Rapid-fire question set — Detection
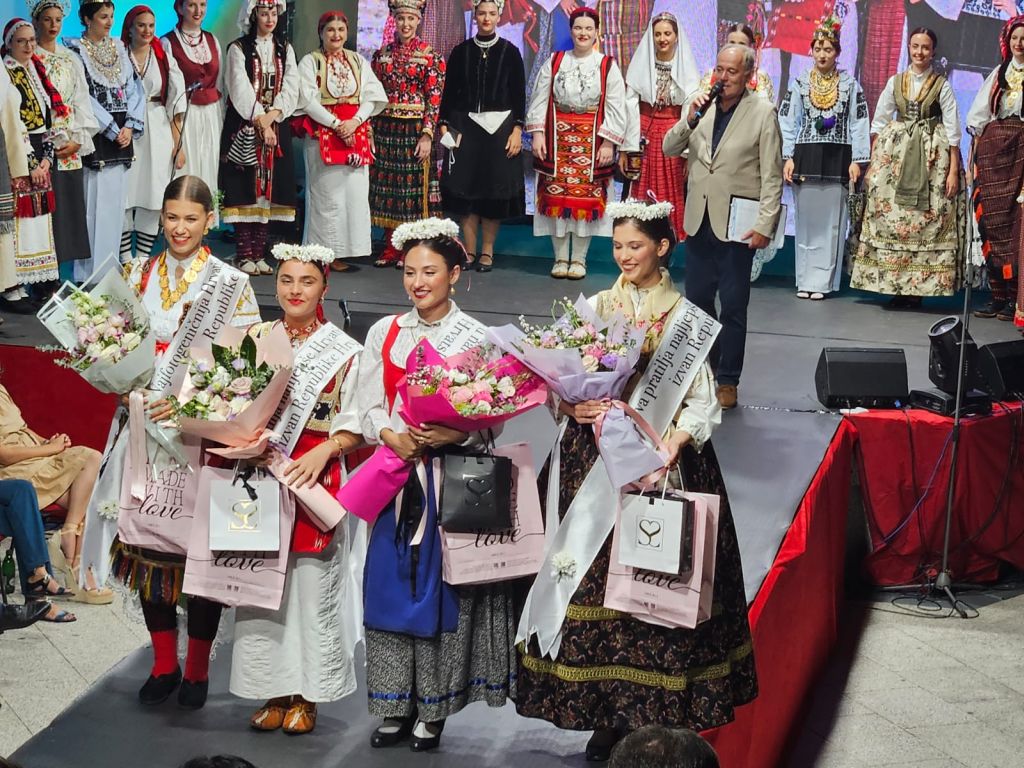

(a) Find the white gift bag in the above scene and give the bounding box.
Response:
[208,466,281,552]
[617,472,695,575]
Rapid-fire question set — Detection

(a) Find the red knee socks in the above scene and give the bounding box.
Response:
[184,637,214,683]
[150,630,179,677]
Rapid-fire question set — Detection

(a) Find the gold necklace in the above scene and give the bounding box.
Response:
[808,68,839,111]
[158,248,209,310]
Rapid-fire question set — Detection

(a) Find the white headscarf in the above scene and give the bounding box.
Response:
[237,0,286,34]
[625,12,700,106]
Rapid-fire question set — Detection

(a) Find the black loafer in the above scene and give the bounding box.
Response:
[409,720,445,752]
[974,299,1007,319]
[138,667,182,706]
[177,678,209,710]
[476,255,494,273]
[370,716,415,748]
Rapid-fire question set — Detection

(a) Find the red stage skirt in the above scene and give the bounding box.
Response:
[537,109,609,222]
[634,103,687,240]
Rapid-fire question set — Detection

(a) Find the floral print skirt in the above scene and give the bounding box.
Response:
[514,420,757,732]
[850,119,965,296]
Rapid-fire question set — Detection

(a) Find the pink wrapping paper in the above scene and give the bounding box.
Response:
[334,340,548,524]
[603,491,719,629]
[267,450,346,531]
[173,324,294,449]
[593,401,670,490]
[441,443,545,585]
[182,465,296,610]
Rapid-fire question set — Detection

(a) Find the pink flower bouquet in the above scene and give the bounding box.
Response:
[169,324,293,454]
[487,295,645,403]
[336,340,548,523]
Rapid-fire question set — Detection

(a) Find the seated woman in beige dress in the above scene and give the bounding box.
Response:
[0,383,111,603]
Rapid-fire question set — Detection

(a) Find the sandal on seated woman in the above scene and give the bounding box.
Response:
[25,569,77,623]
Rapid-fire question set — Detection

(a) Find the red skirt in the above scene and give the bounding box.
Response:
[537,110,609,222]
[634,104,687,240]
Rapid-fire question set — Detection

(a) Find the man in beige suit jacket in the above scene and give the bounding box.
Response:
[663,44,782,409]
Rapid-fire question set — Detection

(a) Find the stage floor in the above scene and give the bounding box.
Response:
[4,244,1023,765]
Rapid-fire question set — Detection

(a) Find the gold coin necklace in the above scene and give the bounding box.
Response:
[158,248,209,310]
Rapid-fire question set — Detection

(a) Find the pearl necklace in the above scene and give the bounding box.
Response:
[473,34,499,59]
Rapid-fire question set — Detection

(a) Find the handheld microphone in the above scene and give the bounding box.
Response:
[692,80,724,123]
[186,81,202,94]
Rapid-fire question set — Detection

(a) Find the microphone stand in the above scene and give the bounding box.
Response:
[930,161,976,619]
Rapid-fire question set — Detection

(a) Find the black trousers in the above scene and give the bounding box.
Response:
[684,216,754,387]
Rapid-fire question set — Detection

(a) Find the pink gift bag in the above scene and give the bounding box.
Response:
[441,443,545,585]
[603,491,720,629]
[116,437,203,556]
[182,466,296,610]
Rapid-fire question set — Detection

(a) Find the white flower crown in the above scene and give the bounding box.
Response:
[271,243,335,265]
[606,199,674,222]
[391,217,462,251]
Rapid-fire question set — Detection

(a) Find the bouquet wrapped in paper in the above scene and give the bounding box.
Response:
[168,324,293,454]
[487,295,645,403]
[336,340,548,523]
[36,258,155,394]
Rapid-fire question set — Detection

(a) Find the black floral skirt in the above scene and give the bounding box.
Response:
[514,420,757,732]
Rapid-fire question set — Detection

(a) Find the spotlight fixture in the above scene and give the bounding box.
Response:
[927,315,981,395]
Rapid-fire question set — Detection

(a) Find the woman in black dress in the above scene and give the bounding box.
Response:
[437,0,525,272]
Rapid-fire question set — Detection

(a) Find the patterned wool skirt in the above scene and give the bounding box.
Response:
[369,116,441,229]
[515,421,757,732]
[970,119,1024,324]
[633,104,686,240]
[850,119,964,297]
[536,110,609,223]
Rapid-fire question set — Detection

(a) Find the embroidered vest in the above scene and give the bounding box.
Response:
[164,30,221,106]
[311,49,362,107]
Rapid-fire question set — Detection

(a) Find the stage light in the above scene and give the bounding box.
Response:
[928,315,981,395]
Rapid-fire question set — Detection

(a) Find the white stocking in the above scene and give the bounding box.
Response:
[552,234,570,263]
[571,234,591,264]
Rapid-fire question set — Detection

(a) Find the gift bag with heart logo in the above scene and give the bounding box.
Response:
[617,484,696,575]
[603,491,719,630]
[183,465,295,610]
[441,442,545,585]
[208,466,281,552]
[438,451,513,533]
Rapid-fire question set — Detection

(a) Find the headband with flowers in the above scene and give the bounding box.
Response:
[271,243,335,265]
[606,199,674,222]
[812,14,841,48]
[392,217,461,251]
[389,0,426,18]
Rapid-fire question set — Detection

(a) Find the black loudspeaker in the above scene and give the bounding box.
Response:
[978,340,1024,400]
[815,347,909,409]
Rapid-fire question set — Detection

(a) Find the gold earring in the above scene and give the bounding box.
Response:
[449,285,455,295]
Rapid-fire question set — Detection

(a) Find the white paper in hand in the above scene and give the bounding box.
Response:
[727,196,786,250]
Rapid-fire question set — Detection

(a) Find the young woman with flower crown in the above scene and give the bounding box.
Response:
[229,242,364,735]
[79,175,259,712]
[65,0,146,282]
[779,16,870,300]
[355,217,517,752]
[515,200,756,762]
[527,7,627,281]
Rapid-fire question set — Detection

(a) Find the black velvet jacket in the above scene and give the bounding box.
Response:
[438,35,526,126]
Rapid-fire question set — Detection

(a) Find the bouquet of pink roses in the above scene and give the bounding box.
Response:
[336,339,548,523]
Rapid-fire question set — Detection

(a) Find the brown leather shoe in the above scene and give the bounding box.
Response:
[250,697,290,731]
[283,699,317,735]
[716,384,738,410]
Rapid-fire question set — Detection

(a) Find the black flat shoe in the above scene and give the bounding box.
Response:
[138,667,182,706]
[177,678,208,710]
[585,728,623,762]
[0,601,50,632]
[997,304,1015,321]
[974,299,1006,319]
[409,720,445,752]
[0,296,36,315]
[370,716,416,748]
[476,254,493,273]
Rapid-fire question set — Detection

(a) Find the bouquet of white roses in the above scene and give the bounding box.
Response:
[37,259,155,394]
